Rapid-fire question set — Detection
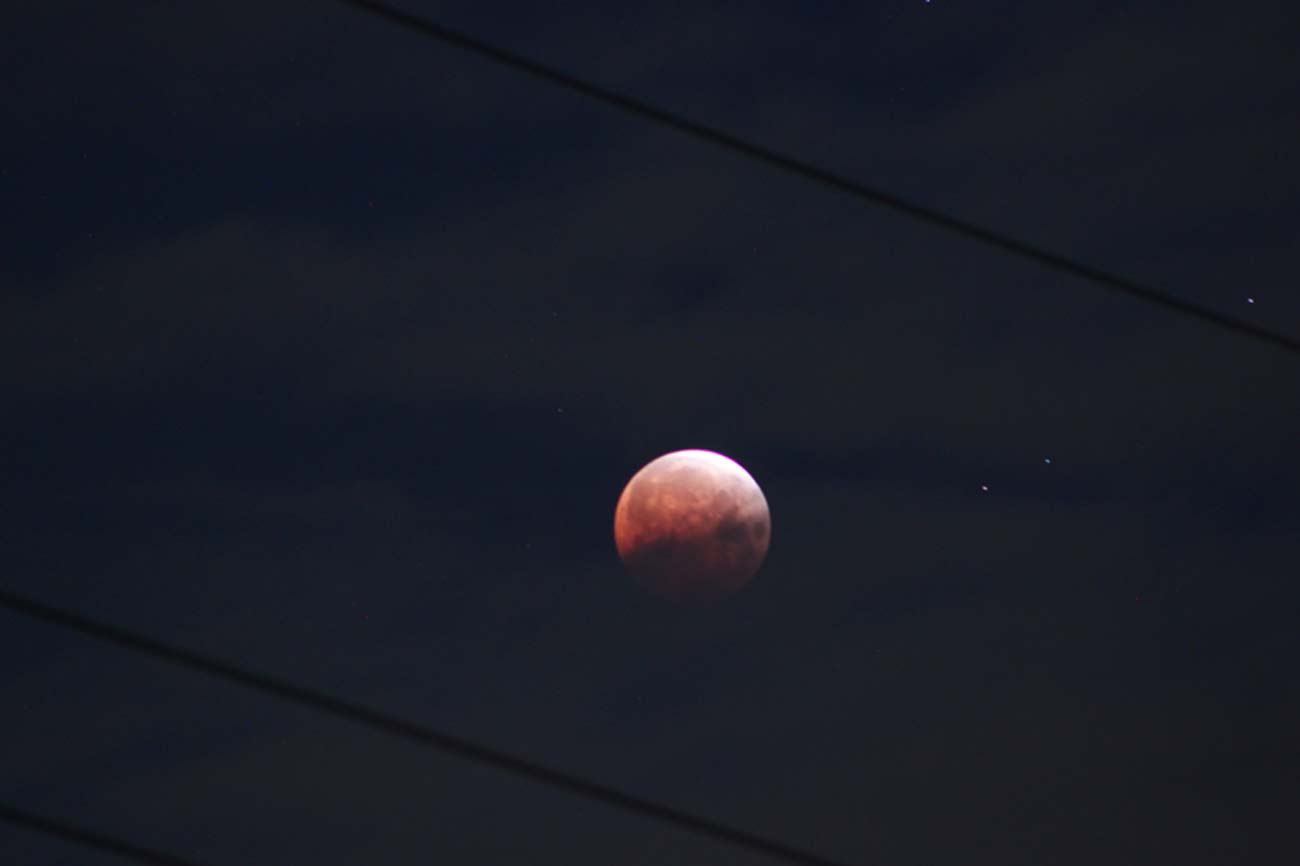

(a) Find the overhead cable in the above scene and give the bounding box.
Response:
[334,0,1300,357]
[0,588,853,866]
[0,801,215,866]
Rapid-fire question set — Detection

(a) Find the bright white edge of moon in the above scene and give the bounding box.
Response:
[644,449,765,487]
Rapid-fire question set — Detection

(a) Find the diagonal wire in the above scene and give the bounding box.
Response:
[0,801,215,866]
[333,0,1300,358]
[0,588,853,866]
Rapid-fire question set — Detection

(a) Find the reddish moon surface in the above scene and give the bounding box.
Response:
[613,449,771,603]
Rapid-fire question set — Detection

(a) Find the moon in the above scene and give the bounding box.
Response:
[613,449,771,603]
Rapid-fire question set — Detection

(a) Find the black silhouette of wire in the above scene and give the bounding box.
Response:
[333,0,1300,357]
[0,801,214,866]
[0,588,852,866]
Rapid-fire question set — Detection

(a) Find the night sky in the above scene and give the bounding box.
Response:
[3,2,1298,864]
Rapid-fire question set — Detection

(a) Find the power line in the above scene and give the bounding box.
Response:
[334,0,1300,358]
[0,588,853,866]
[0,801,214,866]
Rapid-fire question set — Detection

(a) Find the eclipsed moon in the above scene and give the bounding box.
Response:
[613,449,771,603]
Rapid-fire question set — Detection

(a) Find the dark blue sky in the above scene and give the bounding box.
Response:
[2,2,1297,864]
